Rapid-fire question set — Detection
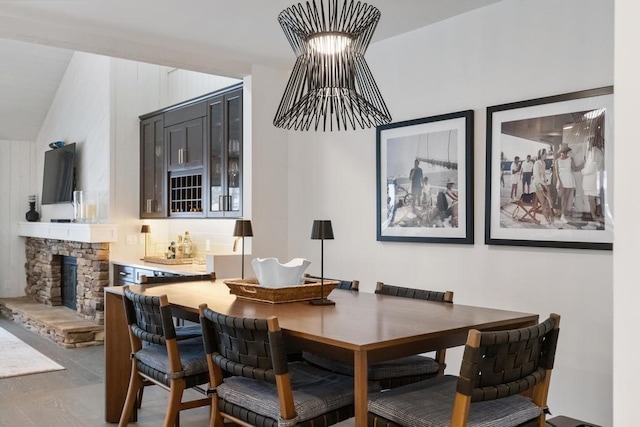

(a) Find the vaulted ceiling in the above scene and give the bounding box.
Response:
[0,0,502,141]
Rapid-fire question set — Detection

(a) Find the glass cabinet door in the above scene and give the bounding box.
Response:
[226,90,242,215]
[208,87,242,218]
[209,96,225,214]
[140,114,166,217]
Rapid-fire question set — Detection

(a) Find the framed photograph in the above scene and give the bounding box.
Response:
[485,86,613,250]
[376,110,474,244]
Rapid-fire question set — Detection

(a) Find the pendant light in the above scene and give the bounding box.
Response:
[274,0,391,131]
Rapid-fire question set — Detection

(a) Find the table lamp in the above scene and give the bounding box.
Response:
[140,225,151,259]
[310,220,335,306]
[233,219,253,279]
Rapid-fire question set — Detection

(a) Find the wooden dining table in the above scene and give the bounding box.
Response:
[104,279,538,427]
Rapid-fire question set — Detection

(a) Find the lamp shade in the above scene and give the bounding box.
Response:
[233,220,254,237]
[311,220,334,240]
[273,0,391,131]
[140,225,151,234]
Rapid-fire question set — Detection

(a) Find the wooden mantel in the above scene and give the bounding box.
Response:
[18,222,118,243]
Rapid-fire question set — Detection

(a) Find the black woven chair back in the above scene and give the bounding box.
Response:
[200,307,288,383]
[457,315,560,402]
[123,287,177,345]
[305,274,358,291]
[375,283,449,302]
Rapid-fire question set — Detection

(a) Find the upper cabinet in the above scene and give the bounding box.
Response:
[207,88,243,218]
[139,84,243,219]
[165,101,206,171]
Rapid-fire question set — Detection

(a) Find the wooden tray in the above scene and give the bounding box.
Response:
[143,256,193,265]
[224,278,339,304]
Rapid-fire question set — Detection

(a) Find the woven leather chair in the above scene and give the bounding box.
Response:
[303,282,452,390]
[140,272,215,329]
[304,273,359,291]
[368,314,561,427]
[199,303,364,427]
[119,286,210,427]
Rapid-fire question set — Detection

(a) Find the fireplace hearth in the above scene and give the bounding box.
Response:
[24,237,109,325]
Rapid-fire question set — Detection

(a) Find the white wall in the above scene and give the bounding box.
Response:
[36,51,111,222]
[286,0,613,425]
[246,65,290,262]
[0,51,110,297]
[0,140,33,297]
[613,1,640,426]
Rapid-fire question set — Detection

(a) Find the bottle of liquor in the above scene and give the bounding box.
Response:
[25,195,40,222]
[183,231,193,258]
[176,235,184,259]
[167,242,176,259]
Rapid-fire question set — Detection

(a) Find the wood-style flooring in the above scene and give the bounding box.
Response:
[0,317,211,427]
[0,317,355,427]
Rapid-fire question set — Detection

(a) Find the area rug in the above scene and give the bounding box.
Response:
[0,327,65,379]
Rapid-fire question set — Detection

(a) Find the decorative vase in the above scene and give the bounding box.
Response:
[25,196,40,222]
[251,258,311,288]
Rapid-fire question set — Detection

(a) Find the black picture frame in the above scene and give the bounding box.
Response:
[485,86,614,250]
[376,110,474,244]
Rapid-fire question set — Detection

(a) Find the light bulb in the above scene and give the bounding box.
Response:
[308,33,351,55]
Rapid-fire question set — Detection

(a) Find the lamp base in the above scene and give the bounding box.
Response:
[309,298,335,306]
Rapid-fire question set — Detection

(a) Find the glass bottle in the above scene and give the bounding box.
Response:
[183,231,193,258]
[167,242,176,259]
[176,235,184,259]
[73,190,85,222]
[25,195,40,222]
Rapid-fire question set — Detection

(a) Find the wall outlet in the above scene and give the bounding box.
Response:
[126,234,138,245]
[205,239,211,251]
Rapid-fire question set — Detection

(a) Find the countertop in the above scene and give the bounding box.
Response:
[111,258,209,275]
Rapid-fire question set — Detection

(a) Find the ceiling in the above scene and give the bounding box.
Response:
[0,0,503,141]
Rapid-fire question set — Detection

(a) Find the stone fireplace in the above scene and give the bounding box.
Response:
[24,237,109,325]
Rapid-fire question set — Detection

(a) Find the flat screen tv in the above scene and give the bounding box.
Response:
[41,143,76,205]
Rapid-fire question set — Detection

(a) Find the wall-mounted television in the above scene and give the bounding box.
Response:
[42,143,76,205]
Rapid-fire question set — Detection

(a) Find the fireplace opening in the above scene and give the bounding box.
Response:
[61,256,77,310]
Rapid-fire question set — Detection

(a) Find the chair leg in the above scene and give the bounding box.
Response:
[211,397,224,427]
[119,362,143,427]
[164,379,186,427]
[135,386,144,410]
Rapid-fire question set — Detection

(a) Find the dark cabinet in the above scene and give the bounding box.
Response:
[112,263,182,286]
[208,88,243,218]
[140,114,166,218]
[166,118,205,170]
[139,83,243,219]
[113,264,134,286]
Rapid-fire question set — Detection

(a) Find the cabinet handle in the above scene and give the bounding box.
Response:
[178,148,187,164]
[119,271,127,276]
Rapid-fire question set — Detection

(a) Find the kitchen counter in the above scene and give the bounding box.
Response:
[111,258,210,286]
[111,259,208,275]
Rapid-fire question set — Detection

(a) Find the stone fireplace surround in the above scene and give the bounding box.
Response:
[0,222,119,347]
[24,237,109,325]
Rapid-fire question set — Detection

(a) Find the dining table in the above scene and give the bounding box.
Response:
[104,279,538,427]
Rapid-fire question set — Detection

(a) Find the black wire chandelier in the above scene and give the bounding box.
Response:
[273,0,392,131]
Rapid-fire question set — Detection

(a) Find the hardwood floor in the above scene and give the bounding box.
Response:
[0,317,210,427]
[0,317,354,427]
